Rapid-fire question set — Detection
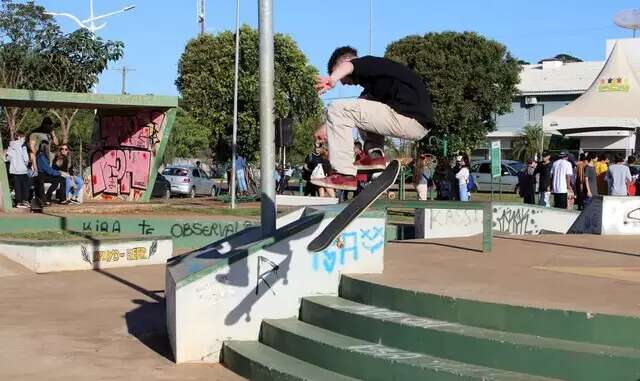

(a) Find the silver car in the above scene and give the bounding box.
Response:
[162,165,217,198]
[470,160,524,193]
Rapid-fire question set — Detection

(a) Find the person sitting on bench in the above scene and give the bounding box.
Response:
[35,140,68,205]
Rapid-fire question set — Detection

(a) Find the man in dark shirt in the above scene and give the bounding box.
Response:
[534,151,552,207]
[312,46,433,190]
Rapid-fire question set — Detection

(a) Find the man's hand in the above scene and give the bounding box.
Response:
[314,125,327,143]
[315,76,336,95]
[587,191,592,198]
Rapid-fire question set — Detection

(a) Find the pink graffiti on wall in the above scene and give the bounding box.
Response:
[100,112,164,149]
[91,111,165,198]
[91,150,151,195]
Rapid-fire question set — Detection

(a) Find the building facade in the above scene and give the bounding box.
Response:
[488,38,640,158]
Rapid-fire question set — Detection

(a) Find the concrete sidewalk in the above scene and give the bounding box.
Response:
[354,234,640,317]
[0,255,244,381]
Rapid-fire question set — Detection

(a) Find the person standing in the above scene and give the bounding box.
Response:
[535,151,552,207]
[606,154,632,196]
[6,132,30,208]
[583,152,598,207]
[414,152,434,200]
[551,151,573,209]
[518,159,537,205]
[455,157,470,202]
[575,153,587,210]
[234,155,248,195]
[28,117,58,175]
[627,156,638,196]
[595,153,609,195]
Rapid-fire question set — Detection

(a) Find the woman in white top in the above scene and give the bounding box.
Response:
[455,157,470,202]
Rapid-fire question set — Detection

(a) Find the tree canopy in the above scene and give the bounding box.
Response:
[538,53,582,64]
[163,107,212,164]
[0,0,123,142]
[176,25,322,163]
[385,31,521,153]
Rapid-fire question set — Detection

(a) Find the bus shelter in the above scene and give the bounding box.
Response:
[0,88,178,210]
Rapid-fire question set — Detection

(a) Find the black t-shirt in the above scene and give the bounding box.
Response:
[535,162,552,192]
[350,56,434,128]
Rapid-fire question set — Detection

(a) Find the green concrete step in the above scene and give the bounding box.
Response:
[222,340,360,381]
[339,275,640,349]
[260,318,557,381]
[300,296,640,381]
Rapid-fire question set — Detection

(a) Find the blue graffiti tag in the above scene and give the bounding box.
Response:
[312,229,382,273]
[360,227,384,254]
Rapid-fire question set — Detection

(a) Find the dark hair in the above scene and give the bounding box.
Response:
[327,46,358,74]
[628,156,636,165]
[615,154,625,163]
[587,152,597,161]
[597,153,607,161]
[542,151,550,158]
[579,153,586,161]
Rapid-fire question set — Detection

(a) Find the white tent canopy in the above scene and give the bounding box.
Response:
[543,40,640,134]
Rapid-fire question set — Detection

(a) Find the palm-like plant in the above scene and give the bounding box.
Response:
[512,124,548,162]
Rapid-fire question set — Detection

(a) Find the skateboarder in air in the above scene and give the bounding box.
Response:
[312,46,434,191]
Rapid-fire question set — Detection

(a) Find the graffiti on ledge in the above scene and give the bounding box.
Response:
[312,227,384,273]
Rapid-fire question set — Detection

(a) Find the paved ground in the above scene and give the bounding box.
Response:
[0,256,244,381]
[353,234,640,317]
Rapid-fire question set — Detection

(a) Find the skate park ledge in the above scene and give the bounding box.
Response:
[0,234,172,273]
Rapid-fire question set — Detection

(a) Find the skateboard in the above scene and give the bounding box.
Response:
[307,159,400,252]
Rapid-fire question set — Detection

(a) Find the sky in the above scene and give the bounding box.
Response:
[35,0,640,99]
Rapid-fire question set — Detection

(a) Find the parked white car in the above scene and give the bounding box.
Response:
[162,165,217,198]
[470,160,524,193]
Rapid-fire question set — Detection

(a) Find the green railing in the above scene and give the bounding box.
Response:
[373,200,493,253]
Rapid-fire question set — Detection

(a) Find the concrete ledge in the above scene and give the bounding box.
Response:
[166,206,386,363]
[0,235,172,273]
[415,202,579,238]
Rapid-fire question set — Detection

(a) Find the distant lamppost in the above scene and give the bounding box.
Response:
[46,1,135,34]
[45,1,136,92]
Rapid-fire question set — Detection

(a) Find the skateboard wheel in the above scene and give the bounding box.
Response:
[388,192,396,200]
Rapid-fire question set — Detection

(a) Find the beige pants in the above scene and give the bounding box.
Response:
[326,98,428,176]
[416,183,429,200]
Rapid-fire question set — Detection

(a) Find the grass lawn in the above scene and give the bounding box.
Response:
[0,230,118,241]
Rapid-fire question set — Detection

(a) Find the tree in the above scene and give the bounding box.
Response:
[538,54,582,64]
[385,31,521,153]
[35,28,123,143]
[176,25,322,162]
[511,124,548,161]
[0,0,58,139]
[163,107,212,164]
[0,1,123,143]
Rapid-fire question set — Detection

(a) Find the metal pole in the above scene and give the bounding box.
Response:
[121,66,126,94]
[259,0,276,234]
[231,0,241,209]
[368,0,372,54]
[89,0,95,32]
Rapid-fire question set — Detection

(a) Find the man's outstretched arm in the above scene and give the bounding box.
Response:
[315,61,354,94]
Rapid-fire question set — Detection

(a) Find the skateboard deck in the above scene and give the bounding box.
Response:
[307,159,400,252]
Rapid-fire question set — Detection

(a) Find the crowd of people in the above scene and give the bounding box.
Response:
[4,117,83,209]
[412,152,474,201]
[518,150,639,210]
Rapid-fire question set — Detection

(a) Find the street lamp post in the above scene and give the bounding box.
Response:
[45,1,136,93]
[46,1,136,34]
[230,0,241,209]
